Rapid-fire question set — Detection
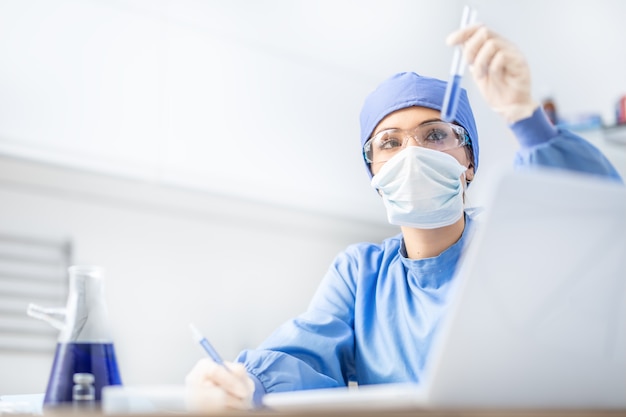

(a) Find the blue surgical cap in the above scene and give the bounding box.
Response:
[359,72,479,178]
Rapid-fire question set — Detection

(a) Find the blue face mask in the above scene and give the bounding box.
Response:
[370,146,468,229]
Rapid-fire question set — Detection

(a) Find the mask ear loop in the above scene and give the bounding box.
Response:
[461,170,481,217]
[461,170,471,206]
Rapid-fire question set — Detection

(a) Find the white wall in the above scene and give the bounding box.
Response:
[0,0,454,225]
[0,155,397,394]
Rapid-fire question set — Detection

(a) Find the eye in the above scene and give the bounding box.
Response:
[377,132,403,150]
[424,128,449,143]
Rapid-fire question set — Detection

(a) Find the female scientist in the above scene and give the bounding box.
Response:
[185,24,622,410]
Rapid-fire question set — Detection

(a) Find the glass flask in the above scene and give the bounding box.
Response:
[27,265,122,408]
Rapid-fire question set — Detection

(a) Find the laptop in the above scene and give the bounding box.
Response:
[263,168,626,411]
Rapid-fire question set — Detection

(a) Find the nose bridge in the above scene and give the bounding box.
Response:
[402,129,421,149]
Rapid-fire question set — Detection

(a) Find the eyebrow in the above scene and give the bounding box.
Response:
[373,118,444,136]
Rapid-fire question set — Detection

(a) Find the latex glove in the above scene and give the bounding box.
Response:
[185,358,255,412]
[446,24,539,124]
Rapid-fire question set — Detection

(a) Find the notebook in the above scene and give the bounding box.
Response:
[263,168,626,411]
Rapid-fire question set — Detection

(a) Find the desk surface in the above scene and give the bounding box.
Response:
[41,408,626,417]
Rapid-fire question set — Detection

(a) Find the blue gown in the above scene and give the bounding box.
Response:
[236,108,623,404]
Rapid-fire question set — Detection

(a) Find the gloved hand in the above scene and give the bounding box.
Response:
[185,358,255,411]
[446,24,539,124]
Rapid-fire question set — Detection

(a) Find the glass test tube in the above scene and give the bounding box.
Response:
[441,5,478,122]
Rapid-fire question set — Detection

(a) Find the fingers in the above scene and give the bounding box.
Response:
[447,25,523,80]
[186,359,250,398]
[185,359,254,411]
[186,358,225,385]
[451,26,496,70]
[220,362,254,400]
[470,36,508,80]
[185,383,225,412]
[445,22,483,47]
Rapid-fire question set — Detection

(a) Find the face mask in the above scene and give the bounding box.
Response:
[370,146,468,229]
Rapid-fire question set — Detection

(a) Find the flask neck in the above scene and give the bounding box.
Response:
[60,266,113,343]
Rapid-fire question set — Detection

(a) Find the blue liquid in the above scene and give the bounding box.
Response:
[441,74,462,122]
[44,342,122,407]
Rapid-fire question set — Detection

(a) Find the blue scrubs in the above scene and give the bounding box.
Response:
[236,108,623,404]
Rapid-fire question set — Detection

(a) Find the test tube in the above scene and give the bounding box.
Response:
[441,5,477,122]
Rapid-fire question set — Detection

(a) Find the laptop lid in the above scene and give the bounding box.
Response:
[426,168,626,408]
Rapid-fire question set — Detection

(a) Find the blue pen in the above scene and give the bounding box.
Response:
[189,323,230,371]
[441,5,478,122]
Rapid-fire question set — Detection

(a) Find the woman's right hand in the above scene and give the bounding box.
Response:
[185,358,255,411]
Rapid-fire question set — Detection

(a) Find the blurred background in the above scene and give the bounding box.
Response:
[0,0,625,395]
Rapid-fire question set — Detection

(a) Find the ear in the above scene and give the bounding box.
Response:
[465,165,475,183]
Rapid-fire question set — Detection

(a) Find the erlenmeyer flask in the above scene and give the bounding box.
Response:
[27,265,122,408]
